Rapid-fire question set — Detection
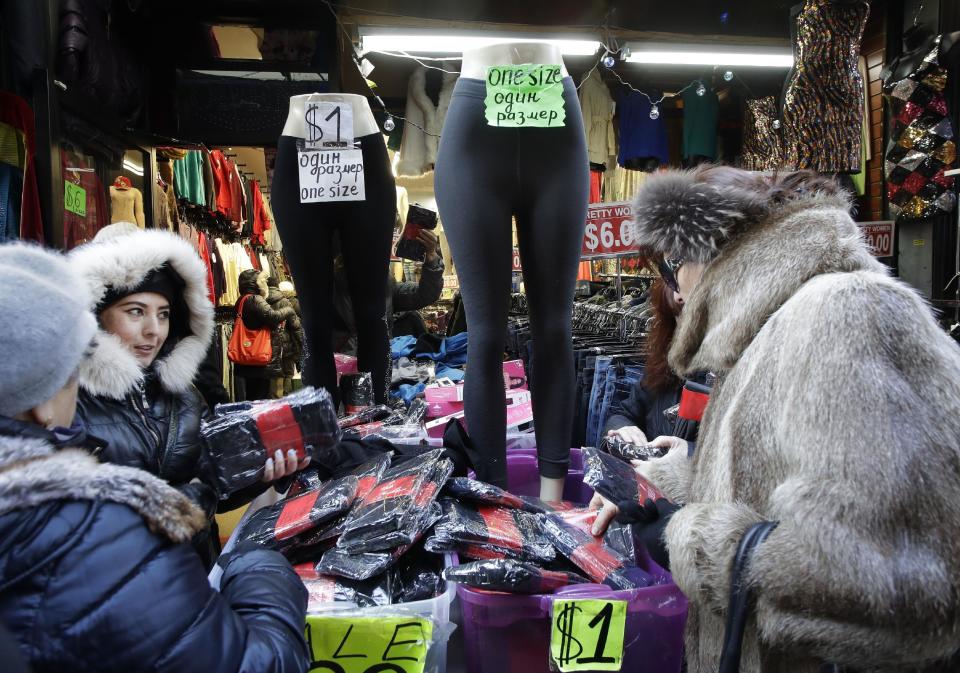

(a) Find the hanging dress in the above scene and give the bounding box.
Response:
[883,36,957,220]
[740,97,785,171]
[781,0,870,172]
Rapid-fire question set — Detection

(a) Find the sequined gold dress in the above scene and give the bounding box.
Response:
[883,36,957,220]
[782,0,870,172]
[741,97,784,171]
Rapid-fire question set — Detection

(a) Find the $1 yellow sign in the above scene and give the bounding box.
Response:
[550,599,627,672]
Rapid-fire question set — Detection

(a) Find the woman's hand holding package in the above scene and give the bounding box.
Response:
[262,449,311,483]
[607,425,648,446]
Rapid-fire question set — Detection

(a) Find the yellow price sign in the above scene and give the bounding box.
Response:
[550,599,627,672]
[305,614,433,673]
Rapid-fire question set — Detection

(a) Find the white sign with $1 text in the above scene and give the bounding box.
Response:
[298,102,366,203]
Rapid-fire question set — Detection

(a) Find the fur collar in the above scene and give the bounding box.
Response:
[0,433,205,543]
[70,230,214,399]
[631,171,886,374]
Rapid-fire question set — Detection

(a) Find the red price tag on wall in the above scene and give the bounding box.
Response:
[857,221,895,258]
[581,202,635,258]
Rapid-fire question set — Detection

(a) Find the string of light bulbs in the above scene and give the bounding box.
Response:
[321,0,758,135]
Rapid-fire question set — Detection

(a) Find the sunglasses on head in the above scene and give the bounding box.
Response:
[656,257,684,294]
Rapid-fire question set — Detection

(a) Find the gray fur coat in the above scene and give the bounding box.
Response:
[632,172,960,673]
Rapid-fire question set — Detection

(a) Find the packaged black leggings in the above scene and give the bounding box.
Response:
[434,77,589,485]
[271,133,396,405]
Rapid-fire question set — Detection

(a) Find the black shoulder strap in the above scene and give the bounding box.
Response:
[718,521,779,673]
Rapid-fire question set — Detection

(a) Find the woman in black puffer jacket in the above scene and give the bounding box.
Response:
[0,242,309,673]
[71,227,306,569]
[234,269,298,401]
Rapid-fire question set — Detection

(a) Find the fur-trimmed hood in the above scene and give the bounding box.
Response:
[0,432,205,543]
[70,229,214,399]
[632,170,885,375]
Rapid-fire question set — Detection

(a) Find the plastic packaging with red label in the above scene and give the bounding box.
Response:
[442,477,526,510]
[539,512,648,590]
[340,373,375,413]
[444,559,589,594]
[294,564,392,609]
[201,387,341,498]
[338,404,394,429]
[317,502,442,580]
[337,450,453,553]
[233,475,359,554]
[426,499,555,563]
[582,447,665,506]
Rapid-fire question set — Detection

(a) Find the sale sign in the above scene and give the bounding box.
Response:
[857,221,895,258]
[581,202,635,258]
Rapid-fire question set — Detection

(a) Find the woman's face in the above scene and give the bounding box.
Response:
[100,292,171,368]
[674,263,706,307]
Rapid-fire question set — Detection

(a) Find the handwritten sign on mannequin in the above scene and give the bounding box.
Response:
[298,149,366,203]
[485,64,566,128]
[304,102,355,150]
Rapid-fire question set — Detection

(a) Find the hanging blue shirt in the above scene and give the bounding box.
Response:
[617,90,669,167]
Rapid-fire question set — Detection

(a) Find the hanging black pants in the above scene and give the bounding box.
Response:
[434,77,589,486]
[272,133,396,405]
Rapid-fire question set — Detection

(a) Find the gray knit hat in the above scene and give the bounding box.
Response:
[0,243,98,418]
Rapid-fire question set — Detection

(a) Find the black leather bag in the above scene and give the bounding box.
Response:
[718,521,778,673]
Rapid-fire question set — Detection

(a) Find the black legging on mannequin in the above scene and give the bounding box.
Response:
[271,133,396,405]
[434,77,589,487]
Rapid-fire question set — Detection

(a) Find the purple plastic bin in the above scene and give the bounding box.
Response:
[457,551,687,673]
[456,449,688,673]
[504,448,594,503]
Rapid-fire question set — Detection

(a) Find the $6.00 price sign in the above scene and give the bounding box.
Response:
[581,203,635,258]
[551,599,627,672]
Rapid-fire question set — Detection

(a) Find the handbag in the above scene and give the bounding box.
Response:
[718,521,778,673]
[228,295,272,366]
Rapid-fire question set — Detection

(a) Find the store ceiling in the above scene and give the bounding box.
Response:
[173,0,799,39]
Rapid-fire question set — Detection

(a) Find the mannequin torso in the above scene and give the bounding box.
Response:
[460,42,568,80]
[282,93,379,138]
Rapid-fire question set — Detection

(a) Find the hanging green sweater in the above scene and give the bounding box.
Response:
[173,150,206,207]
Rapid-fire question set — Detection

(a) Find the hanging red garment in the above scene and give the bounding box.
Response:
[197,232,217,305]
[251,179,272,246]
[0,91,42,242]
[229,162,246,230]
[246,244,261,271]
[209,149,235,220]
[62,151,108,249]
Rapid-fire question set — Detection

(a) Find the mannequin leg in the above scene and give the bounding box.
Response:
[435,195,514,486]
[271,136,339,402]
[435,84,520,487]
[516,80,590,484]
[338,135,396,403]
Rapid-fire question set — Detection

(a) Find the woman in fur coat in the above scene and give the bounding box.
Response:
[0,242,309,673]
[597,166,960,672]
[71,227,306,569]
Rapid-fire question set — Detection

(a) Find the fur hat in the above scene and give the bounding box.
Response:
[0,244,98,417]
[631,169,769,264]
[70,229,214,399]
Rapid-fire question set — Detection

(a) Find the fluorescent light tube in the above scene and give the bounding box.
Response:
[625,44,793,68]
[360,30,600,56]
[122,159,144,176]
